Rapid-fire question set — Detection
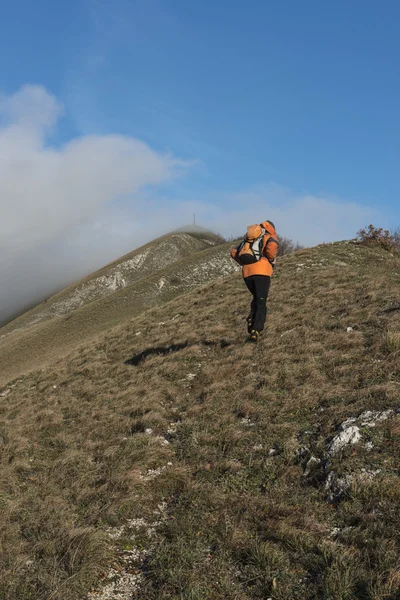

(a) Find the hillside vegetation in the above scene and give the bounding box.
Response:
[0,240,399,600]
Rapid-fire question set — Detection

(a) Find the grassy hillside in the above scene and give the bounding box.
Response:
[1,240,399,600]
[0,231,232,386]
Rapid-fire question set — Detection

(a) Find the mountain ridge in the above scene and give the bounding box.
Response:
[1,230,224,333]
[0,230,235,385]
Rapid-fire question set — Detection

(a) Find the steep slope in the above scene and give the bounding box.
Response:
[0,231,233,385]
[0,241,399,600]
[1,230,223,336]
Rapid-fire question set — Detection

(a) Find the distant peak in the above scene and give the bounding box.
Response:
[172,224,209,234]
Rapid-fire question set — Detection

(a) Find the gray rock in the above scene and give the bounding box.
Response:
[325,469,381,503]
[296,445,310,460]
[325,471,352,503]
[328,425,361,456]
[358,468,381,481]
[341,417,357,429]
[359,409,393,428]
[326,408,395,458]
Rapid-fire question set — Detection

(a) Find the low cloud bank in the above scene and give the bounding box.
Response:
[1,85,378,326]
[0,85,186,324]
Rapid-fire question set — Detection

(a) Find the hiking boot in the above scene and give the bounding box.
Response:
[247,317,253,334]
[249,330,260,342]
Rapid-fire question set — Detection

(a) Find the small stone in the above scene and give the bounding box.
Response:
[296,445,310,460]
[145,428,153,435]
[330,527,341,537]
[341,417,357,430]
[167,423,179,435]
[241,417,255,427]
[268,448,278,457]
[303,455,321,477]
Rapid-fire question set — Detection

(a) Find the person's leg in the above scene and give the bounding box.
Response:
[252,276,271,332]
[244,276,257,332]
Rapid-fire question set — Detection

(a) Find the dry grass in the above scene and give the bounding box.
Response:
[0,240,399,599]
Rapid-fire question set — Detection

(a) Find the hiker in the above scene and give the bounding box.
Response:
[231,221,279,342]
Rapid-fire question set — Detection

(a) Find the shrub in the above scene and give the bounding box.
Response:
[356,224,398,252]
[278,236,304,257]
[391,226,400,251]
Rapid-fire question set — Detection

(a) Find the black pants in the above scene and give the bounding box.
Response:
[244,275,271,332]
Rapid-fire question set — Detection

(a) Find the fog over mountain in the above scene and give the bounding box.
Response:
[1,85,377,326]
[0,85,188,324]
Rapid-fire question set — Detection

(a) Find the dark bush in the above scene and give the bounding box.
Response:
[356,224,399,252]
[391,226,400,251]
[278,236,304,257]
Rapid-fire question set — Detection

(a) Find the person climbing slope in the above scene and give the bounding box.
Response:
[231,221,279,342]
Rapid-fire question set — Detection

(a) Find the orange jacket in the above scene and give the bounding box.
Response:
[231,221,279,278]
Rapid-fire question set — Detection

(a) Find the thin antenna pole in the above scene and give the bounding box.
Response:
[193,213,196,226]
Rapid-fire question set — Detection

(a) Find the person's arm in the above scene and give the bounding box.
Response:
[231,247,240,263]
[264,235,279,263]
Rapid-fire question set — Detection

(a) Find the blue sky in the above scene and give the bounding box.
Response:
[2,0,399,212]
[0,0,399,318]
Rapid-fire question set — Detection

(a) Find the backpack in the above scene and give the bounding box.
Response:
[236,225,265,266]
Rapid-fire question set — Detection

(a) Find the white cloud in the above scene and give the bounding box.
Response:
[215,187,378,245]
[0,84,62,132]
[0,84,187,323]
[0,86,186,254]
[151,185,379,245]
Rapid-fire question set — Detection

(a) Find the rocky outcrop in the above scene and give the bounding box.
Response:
[299,408,398,502]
